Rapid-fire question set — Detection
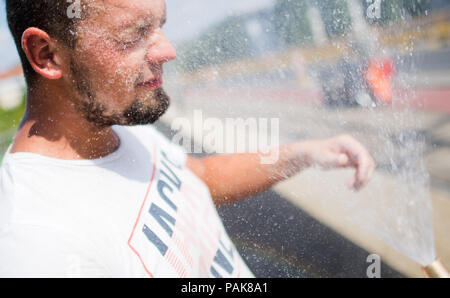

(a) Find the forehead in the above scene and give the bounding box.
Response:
[84,0,166,28]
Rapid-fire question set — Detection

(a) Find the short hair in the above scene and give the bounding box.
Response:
[5,0,80,86]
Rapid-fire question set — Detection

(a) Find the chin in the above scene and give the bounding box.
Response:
[120,89,171,126]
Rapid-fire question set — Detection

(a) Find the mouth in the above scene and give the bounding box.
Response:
[137,76,163,90]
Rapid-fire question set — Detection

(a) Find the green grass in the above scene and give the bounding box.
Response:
[0,99,26,132]
[0,94,26,163]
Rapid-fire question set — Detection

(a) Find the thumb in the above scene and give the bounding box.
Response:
[337,153,349,167]
[320,152,349,169]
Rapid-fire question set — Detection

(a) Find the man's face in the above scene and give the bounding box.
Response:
[64,0,176,127]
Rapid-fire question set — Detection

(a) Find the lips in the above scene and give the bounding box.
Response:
[138,76,163,90]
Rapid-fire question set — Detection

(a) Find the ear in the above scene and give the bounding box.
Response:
[21,27,63,80]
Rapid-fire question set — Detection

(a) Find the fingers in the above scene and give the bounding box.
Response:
[356,154,369,183]
[325,150,374,191]
[347,175,356,190]
[337,135,376,191]
[359,151,376,188]
[312,135,376,191]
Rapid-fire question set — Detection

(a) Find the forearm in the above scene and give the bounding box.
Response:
[187,142,310,205]
[187,134,375,205]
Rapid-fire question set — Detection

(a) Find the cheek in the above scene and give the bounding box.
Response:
[81,47,145,106]
[74,29,150,107]
[103,49,147,91]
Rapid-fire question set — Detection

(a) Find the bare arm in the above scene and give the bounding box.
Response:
[186,134,376,205]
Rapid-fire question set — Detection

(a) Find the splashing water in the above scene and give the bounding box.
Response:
[165,0,440,270]
[343,0,436,267]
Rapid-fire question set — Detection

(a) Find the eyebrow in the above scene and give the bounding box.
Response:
[119,10,167,32]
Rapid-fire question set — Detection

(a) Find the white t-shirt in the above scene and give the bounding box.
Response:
[0,125,254,278]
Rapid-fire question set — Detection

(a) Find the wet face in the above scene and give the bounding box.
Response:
[64,0,176,127]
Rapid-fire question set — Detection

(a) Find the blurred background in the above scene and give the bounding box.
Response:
[1,0,450,277]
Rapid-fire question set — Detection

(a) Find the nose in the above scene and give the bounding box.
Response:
[146,30,177,64]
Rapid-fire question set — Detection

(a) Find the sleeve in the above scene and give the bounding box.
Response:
[0,224,110,278]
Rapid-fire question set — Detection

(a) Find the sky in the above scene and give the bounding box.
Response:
[0,0,274,72]
[0,0,19,71]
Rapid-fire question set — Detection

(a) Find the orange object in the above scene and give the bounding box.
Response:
[365,58,394,104]
[0,65,23,80]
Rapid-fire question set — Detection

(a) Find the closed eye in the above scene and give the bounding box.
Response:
[119,39,139,50]
[160,15,167,28]
[118,24,152,50]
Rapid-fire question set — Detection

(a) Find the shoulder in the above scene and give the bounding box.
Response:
[116,124,187,166]
[116,124,172,144]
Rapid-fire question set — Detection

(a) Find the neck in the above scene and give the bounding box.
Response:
[10,85,120,160]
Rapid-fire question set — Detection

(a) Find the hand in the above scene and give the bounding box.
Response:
[300,134,376,191]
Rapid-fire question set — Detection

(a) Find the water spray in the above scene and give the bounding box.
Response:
[423,259,450,278]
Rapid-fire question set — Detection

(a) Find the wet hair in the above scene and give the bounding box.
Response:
[5,0,80,86]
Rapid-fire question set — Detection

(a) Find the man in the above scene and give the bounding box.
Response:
[0,0,375,277]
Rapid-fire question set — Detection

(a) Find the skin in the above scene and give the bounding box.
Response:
[12,0,175,159]
[10,0,376,205]
[187,134,376,204]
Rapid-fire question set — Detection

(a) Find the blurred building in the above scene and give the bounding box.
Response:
[243,9,285,56]
[0,66,24,111]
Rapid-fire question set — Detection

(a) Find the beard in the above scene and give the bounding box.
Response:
[69,60,170,128]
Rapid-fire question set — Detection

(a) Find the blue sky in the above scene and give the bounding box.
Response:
[0,0,274,72]
[0,0,19,71]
